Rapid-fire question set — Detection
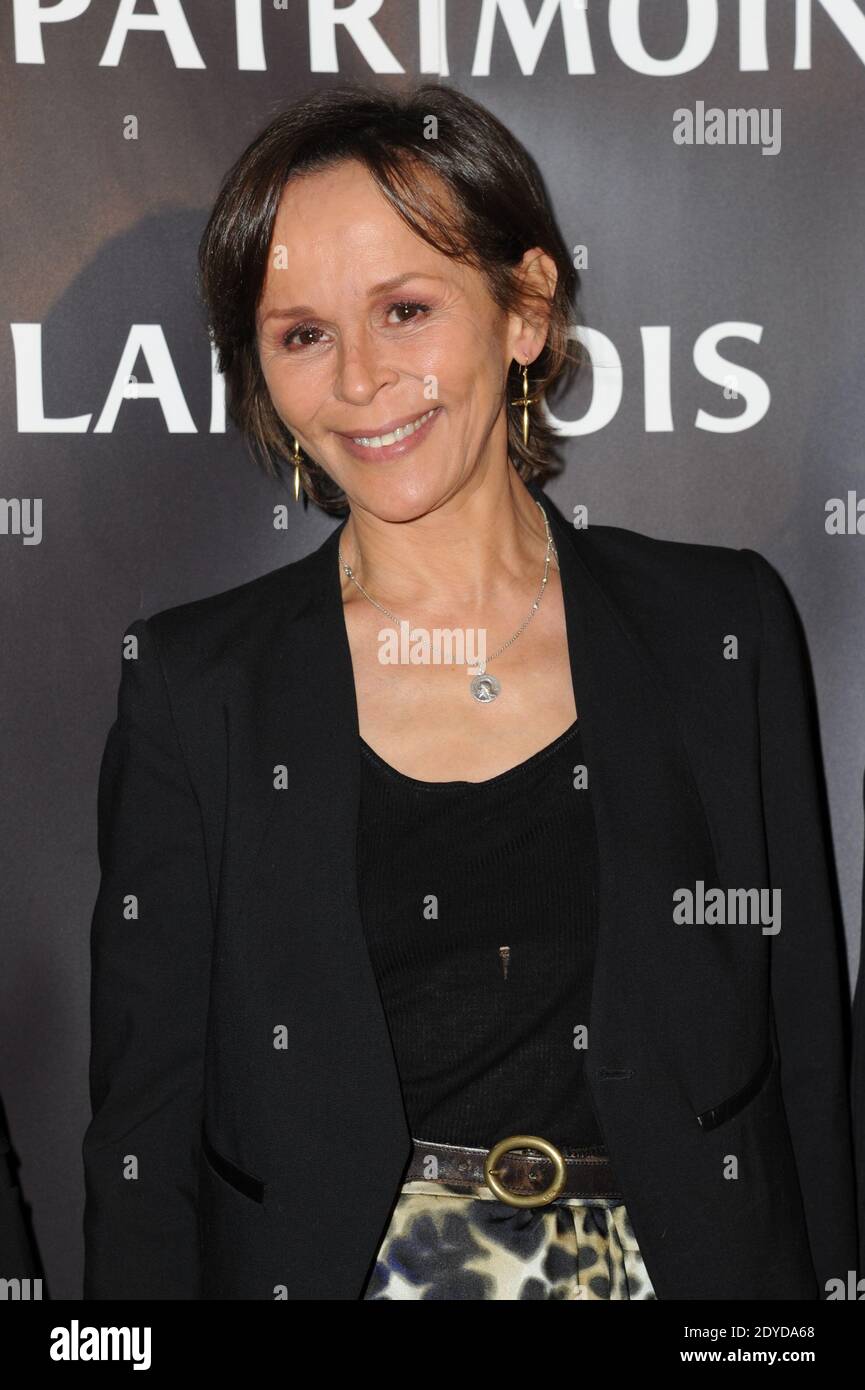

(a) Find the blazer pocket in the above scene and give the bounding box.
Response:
[200,1127,265,1204]
[696,1042,776,1132]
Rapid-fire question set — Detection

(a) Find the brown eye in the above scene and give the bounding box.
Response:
[281,324,322,350]
[387,300,431,324]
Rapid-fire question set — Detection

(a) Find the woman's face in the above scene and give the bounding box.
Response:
[255,159,540,521]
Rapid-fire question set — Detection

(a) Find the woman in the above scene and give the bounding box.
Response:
[82,83,858,1301]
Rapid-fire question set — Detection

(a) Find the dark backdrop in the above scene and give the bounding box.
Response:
[2,0,863,1298]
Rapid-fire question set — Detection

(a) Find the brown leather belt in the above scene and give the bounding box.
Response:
[405,1133,623,1208]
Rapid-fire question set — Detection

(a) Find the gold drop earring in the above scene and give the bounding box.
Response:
[291,434,302,502]
[510,356,537,447]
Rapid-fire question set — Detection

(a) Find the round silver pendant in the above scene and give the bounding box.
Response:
[470,671,501,703]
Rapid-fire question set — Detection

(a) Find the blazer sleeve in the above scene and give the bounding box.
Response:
[743,548,858,1295]
[82,616,213,1299]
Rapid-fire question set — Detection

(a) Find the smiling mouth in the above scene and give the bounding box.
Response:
[349,407,438,448]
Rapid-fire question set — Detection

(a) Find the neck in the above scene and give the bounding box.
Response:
[338,469,553,616]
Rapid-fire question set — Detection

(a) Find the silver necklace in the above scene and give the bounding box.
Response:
[338,498,558,703]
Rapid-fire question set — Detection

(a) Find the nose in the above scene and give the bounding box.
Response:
[333,329,396,407]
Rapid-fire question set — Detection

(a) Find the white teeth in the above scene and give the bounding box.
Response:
[352,408,436,447]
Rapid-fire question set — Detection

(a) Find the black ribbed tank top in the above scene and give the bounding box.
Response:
[355,716,604,1150]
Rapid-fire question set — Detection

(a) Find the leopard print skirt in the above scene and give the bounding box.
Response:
[362,1177,657,1300]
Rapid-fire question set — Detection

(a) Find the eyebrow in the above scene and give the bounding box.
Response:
[259,272,445,325]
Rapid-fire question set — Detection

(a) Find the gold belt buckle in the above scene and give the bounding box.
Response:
[483,1133,567,1208]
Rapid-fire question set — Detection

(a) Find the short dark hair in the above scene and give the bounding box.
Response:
[197,82,583,516]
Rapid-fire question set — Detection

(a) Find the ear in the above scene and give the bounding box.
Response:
[508,248,559,364]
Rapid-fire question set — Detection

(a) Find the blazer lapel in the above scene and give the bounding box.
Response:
[529,480,720,1074]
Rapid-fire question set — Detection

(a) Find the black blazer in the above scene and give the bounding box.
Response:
[82,479,858,1300]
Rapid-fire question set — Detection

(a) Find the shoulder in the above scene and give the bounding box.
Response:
[121,533,334,684]
[566,521,813,728]
[568,519,791,633]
